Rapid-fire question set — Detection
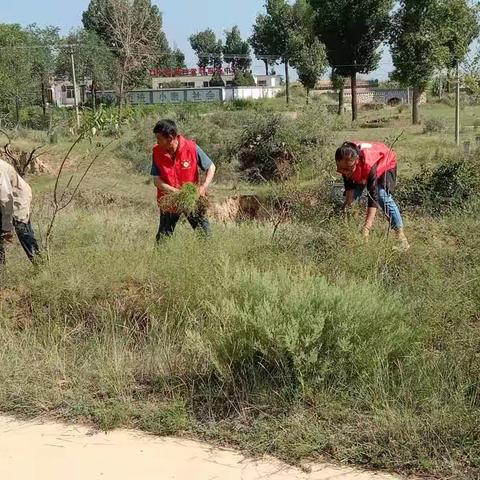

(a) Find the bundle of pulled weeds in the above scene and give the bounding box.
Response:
[158,183,209,216]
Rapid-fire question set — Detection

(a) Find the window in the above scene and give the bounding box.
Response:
[203,81,210,87]
[66,86,75,99]
[182,82,195,88]
[258,80,267,87]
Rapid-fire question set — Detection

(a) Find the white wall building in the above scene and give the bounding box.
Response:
[149,67,282,89]
[47,80,90,107]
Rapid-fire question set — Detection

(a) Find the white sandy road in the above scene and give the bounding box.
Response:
[0,416,404,480]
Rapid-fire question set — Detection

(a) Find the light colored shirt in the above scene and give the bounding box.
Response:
[0,159,32,231]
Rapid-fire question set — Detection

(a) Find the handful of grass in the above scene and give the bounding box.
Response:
[158,183,209,216]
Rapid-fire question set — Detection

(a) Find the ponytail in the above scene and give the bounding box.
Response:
[335,142,360,163]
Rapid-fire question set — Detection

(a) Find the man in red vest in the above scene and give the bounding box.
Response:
[151,119,216,240]
[335,141,410,251]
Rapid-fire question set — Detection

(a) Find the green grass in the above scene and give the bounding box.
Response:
[1,100,480,479]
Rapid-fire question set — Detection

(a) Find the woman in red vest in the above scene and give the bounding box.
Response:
[335,141,410,251]
[151,119,216,239]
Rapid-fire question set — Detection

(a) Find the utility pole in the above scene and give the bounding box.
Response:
[455,62,460,146]
[70,47,80,129]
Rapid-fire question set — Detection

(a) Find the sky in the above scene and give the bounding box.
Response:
[2,0,394,80]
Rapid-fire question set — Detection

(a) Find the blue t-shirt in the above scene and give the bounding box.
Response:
[150,145,213,176]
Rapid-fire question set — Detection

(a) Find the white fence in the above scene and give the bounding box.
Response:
[90,86,282,106]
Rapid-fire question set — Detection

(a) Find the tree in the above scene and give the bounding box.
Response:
[308,0,394,121]
[438,0,479,70]
[223,26,252,71]
[82,0,171,109]
[249,0,299,104]
[291,38,327,103]
[189,29,223,69]
[249,14,277,75]
[0,24,36,125]
[28,25,59,120]
[331,70,346,115]
[390,0,478,125]
[232,70,256,86]
[170,48,186,68]
[210,70,225,87]
[56,29,117,110]
[290,0,327,103]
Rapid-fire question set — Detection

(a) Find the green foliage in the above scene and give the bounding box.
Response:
[291,37,327,99]
[158,183,208,216]
[390,0,478,124]
[437,0,479,68]
[391,1,452,91]
[231,70,256,87]
[223,26,252,70]
[55,29,117,92]
[397,154,480,213]
[0,24,37,122]
[249,11,277,74]
[189,29,223,69]
[209,71,225,87]
[250,0,296,66]
[190,266,415,388]
[423,118,448,134]
[82,0,171,92]
[236,115,296,182]
[309,0,394,119]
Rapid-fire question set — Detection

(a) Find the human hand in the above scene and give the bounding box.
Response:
[198,185,207,197]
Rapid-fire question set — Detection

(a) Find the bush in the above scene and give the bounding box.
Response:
[236,114,296,182]
[361,103,385,111]
[397,154,480,213]
[423,118,448,134]
[189,266,416,389]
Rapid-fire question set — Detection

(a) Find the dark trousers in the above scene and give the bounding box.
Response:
[0,217,41,264]
[156,212,211,241]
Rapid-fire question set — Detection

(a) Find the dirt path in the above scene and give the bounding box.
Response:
[0,416,403,480]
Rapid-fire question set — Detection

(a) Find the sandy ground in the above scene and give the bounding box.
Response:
[0,416,404,480]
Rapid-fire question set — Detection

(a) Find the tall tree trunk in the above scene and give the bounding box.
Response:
[350,71,358,122]
[41,81,47,119]
[306,88,310,105]
[264,60,269,76]
[338,82,345,115]
[284,61,290,104]
[92,79,97,112]
[412,86,421,125]
[118,71,126,119]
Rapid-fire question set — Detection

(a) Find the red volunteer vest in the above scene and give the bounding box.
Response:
[152,135,199,199]
[349,142,397,185]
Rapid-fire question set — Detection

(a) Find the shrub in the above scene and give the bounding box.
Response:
[188,266,416,389]
[423,118,448,134]
[361,103,384,111]
[397,154,480,213]
[237,114,296,182]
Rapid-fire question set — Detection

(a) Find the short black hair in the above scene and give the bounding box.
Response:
[153,119,178,137]
[335,142,360,162]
